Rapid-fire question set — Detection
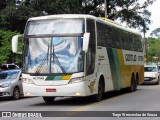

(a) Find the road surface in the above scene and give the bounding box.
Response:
[0,84,160,120]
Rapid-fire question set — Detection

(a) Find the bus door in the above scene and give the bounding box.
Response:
[85,19,97,95]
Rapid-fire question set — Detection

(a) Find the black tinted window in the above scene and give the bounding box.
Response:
[97,21,142,52]
[86,19,96,75]
[8,65,16,69]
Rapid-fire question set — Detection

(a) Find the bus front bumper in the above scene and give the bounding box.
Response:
[23,81,87,97]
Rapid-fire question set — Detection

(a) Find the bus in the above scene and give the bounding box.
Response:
[12,14,144,103]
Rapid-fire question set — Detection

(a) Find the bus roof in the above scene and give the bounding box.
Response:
[28,14,141,36]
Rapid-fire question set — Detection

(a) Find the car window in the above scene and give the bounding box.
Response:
[0,73,8,79]
[1,64,19,70]
[0,71,20,79]
[7,71,20,79]
[8,65,16,69]
[1,65,8,70]
[145,67,157,72]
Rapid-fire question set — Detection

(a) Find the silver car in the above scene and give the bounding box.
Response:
[0,69,23,100]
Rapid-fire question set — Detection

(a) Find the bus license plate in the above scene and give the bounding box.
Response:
[46,89,56,92]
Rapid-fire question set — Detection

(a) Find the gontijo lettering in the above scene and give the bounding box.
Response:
[125,54,137,62]
[125,54,143,62]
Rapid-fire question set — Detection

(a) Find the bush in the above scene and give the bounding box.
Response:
[0,30,21,64]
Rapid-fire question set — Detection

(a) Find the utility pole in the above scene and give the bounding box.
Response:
[142,19,147,63]
[104,0,107,18]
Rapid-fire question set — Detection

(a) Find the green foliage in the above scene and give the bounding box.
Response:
[0,0,14,10]
[31,0,83,14]
[150,28,160,37]
[0,0,155,33]
[146,37,160,62]
[81,0,155,32]
[0,30,21,64]
[0,5,42,33]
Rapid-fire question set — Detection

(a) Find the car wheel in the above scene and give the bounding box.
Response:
[43,97,55,103]
[156,77,160,85]
[12,88,20,100]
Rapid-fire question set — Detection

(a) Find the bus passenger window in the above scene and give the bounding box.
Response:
[86,19,96,75]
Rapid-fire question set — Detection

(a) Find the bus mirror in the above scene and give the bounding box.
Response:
[12,34,22,53]
[83,33,90,52]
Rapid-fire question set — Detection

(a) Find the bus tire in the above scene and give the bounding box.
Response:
[43,97,55,103]
[129,75,137,92]
[94,79,104,102]
[134,75,138,91]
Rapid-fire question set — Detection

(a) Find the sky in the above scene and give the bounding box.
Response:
[144,0,160,37]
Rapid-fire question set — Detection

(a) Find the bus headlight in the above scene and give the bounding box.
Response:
[23,78,34,84]
[68,77,85,84]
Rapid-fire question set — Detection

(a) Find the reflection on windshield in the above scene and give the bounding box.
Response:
[0,71,19,79]
[145,67,157,72]
[24,37,84,74]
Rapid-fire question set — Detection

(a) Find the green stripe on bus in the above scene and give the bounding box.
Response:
[54,76,62,80]
[45,76,55,80]
[112,48,123,88]
[45,76,62,80]
[107,48,119,90]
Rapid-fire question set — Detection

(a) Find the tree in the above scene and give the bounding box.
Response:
[30,0,83,14]
[0,0,82,33]
[81,0,155,32]
[0,30,21,64]
[150,28,160,37]
[0,0,7,10]
[146,37,160,62]
[0,0,14,10]
[0,5,42,33]
[0,0,156,33]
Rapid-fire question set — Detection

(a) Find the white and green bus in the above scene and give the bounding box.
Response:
[12,14,144,102]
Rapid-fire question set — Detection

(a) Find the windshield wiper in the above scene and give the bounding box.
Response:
[53,53,66,73]
[35,40,50,74]
[35,40,66,74]
[47,43,49,65]
[52,42,66,73]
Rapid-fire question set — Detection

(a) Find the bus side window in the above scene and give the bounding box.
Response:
[86,19,96,75]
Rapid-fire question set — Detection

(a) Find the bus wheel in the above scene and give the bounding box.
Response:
[134,77,138,91]
[94,80,104,102]
[129,75,137,92]
[43,97,55,103]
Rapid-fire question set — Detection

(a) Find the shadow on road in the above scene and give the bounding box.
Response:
[140,83,159,86]
[30,89,138,106]
[0,97,32,101]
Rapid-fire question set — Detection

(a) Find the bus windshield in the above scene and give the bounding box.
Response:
[24,36,84,74]
[23,18,85,74]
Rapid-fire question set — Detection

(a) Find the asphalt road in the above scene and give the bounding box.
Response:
[1,84,160,120]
